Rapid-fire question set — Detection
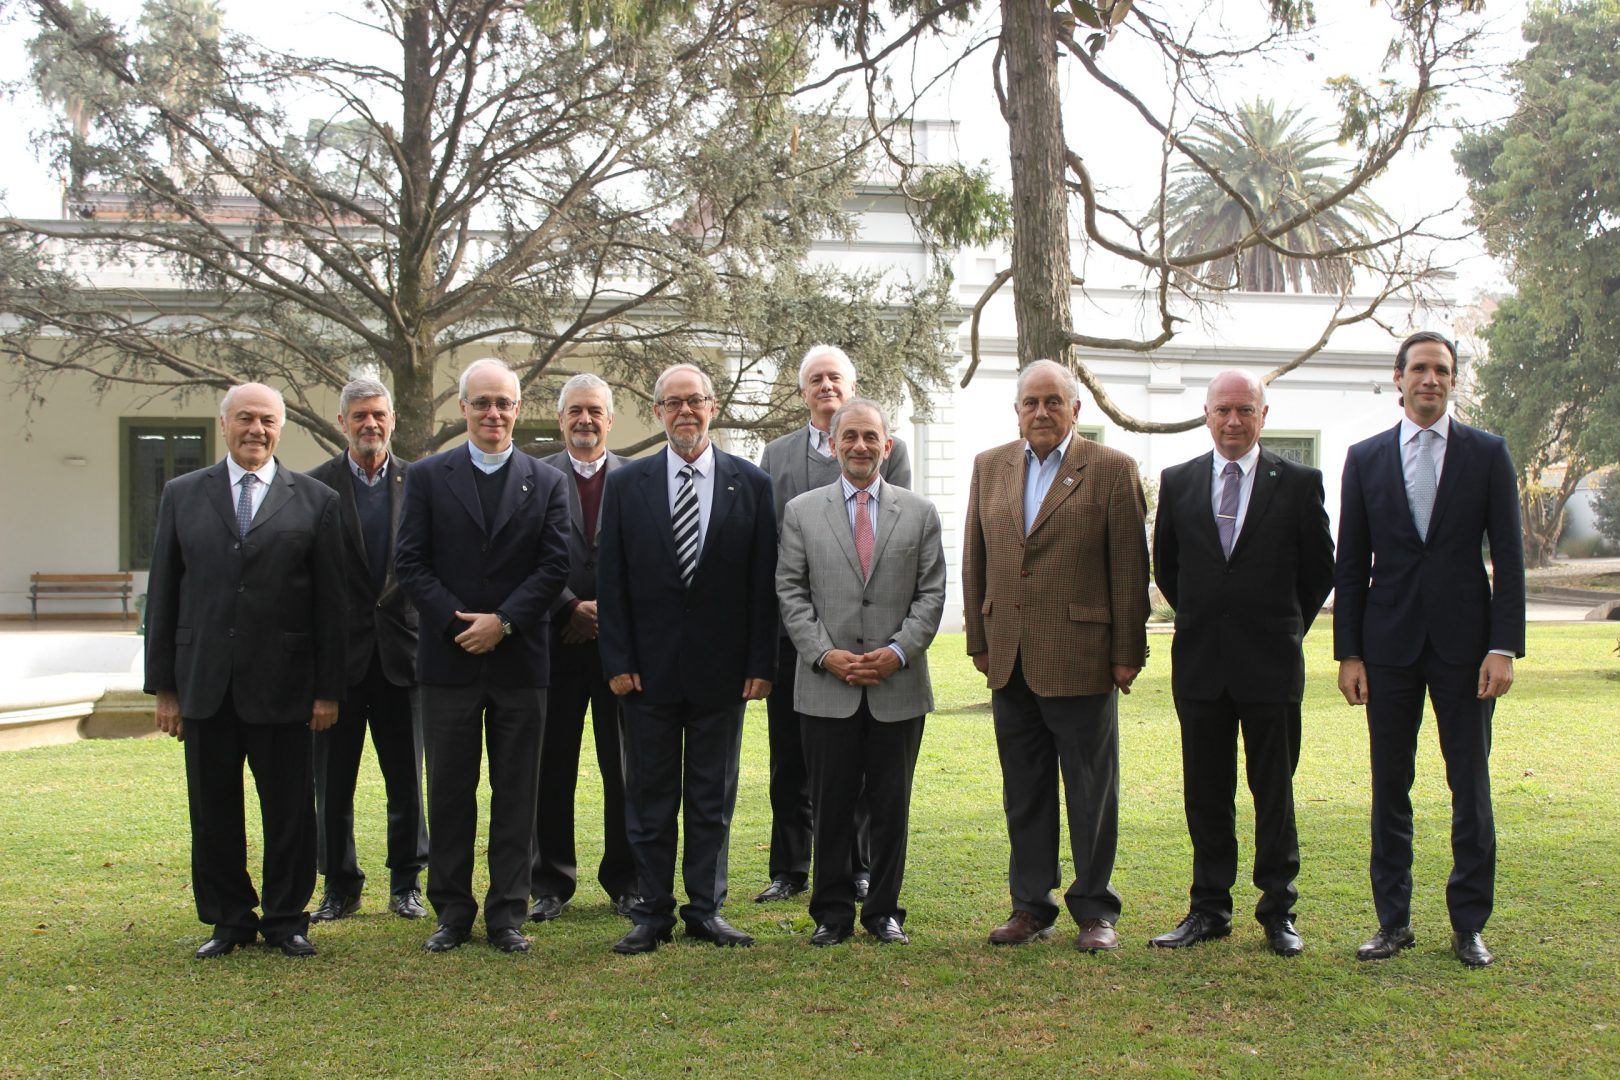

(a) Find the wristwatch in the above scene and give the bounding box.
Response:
[496,611,514,637]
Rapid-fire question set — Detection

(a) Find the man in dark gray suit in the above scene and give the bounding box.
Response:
[776,399,945,947]
[528,373,637,923]
[145,382,346,959]
[753,345,911,904]
[305,377,429,924]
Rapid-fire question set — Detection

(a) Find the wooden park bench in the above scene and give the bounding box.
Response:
[28,572,135,623]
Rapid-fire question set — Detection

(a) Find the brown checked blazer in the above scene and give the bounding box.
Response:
[962,435,1150,697]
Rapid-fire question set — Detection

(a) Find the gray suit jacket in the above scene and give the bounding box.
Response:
[776,479,946,722]
[538,449,625,621]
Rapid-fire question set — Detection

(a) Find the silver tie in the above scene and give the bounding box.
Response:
[1216,460,1241,558]
[1410,428,1438,541]
[235,473,257,538]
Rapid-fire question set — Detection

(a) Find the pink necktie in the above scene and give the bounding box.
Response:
[854,489,874,577]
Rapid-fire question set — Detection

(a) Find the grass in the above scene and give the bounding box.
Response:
[1,625,1617,1077]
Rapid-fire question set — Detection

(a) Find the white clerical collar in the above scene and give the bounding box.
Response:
[666,441,715,480]
[467,440,515,474]
[1400,412,1451,445]
[1211,442,1261,478]
[226,456,277,488]
[568,452,606,478]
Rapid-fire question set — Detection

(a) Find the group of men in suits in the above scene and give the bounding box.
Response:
[146,329,1520,968]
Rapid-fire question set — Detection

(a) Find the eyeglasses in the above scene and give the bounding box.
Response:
[657,394,714,413]
[464,397,519,413]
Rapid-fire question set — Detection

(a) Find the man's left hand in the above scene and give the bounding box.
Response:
[1111,664,1140,694]
[454,611,505,654]
[310,699,339,732]
[742,678,772,700]
[1478,654,1514,700]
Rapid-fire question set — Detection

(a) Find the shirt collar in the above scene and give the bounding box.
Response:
[667,441,715,480]
[467,440,515,468]
[348,452,388,485]
[1212,442,1262,478]
[840,474,883,503]
[226,456,277,488]
[808,422,833,456]
[567,451,606,478]
[1400,412,1451,446]
[1023,430,1075,468]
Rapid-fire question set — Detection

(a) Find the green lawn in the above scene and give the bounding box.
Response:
[2,625,1616,1077]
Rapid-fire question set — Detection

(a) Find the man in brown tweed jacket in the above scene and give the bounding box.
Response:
[962,359,1150,952]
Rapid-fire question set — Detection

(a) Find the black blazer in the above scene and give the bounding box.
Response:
[394,446,571,688]
[1334,419,1526,667]
[143,459,347,723]
[537,449,625,625]
[597,446,778,708]
[305,451,418,689]
[1154,446,1334,704]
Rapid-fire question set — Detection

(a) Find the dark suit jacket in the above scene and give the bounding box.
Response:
[597,446,778,708]
[1154,446,1334,704]
[1333,419,1526,667]
[537,450,625,624]
[143,459,347,723]
[394,446,571,688]
[305,451,418,689]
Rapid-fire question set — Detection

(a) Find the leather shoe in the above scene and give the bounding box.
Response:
[1149,911,1231,949]
[194,934,249,960]
[988,910,1055,946]
[310,892,360,922]
[612,894,639,919]
[612,924,673,955]
[1075,917,1120,952]
[388,889,427,920]
[685,915,754,947]
[1356,924,1415,961]
[424,924,472,953]
[853,877,870,902]
[810,922,853,947]
[752,879,806,903]
[527,896,567,922]
[1453,930,1495,968]
[1265,918,1303,957]
[274,934,317,958]
[866,917,909,945]
[489,927,531,954]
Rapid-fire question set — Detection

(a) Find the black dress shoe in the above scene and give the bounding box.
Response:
[1264,918,1304,957]
[810,922,853,947]
[489,927,531,954]
[310,892,361,922]
[611,894,639,919]
[424,924,472,953]
[194,934,249,960]
[853,878,870,902]
[274,934,317,958]
[752,879,806,903]
[388,889,427,920]
[866,917,909,945]
[1149,911,1231,949]
[1452,930,1495,968]
[613,924,673,955]
[527,896,567,922]
[685,915,754,947]
[1355,924,1415,961]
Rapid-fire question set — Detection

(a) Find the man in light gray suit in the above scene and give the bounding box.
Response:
[754,344,912,904]
[776,398,945,946]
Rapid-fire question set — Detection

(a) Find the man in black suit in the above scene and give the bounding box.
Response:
[597,363,778,954]
[305,377,429,924]
[394,358,571,954]
[1150,369,1334,956]
[752,344,911,904]
[1335,331,1525,968]
[144,382,346,959]
[528,373,636,924]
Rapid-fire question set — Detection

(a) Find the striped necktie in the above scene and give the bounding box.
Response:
[672,465,699,586]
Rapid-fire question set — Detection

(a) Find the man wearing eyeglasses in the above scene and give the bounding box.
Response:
[597,363,779,954]
[395,357,572,955]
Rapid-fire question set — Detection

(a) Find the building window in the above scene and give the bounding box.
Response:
[1265,431,1318,468]
[513,421,562,457]
[122,419,214,571]
[1077,425,1104,443]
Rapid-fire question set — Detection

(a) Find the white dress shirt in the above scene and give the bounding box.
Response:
[665,441,717,556]
[1209,442,1262,540]
[1399,412,1450,492]
[225,456,276,522]
[567,451,606,478]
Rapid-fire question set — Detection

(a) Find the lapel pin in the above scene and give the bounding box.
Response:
[1063,477,1075,486]
[728,485,736,491]
[521,483,529,492]
[1268,470,1277,477]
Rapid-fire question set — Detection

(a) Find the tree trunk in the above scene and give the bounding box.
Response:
[388,0,440,462]
[1000,0,1074,372]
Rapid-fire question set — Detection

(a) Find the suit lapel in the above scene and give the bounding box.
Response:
[1182,452,1225,559]
[444,450,484,532]
[795,428,814,498]
[204,462,239,538]
[1378,424,1423,544]
[698,450,739,573]
[1228,448,1282,561]
[329,455,368,566]
[386,454,406,573]
[1002,447,1027,535]
[488,454,534,539]
[1028,438,1087,538]
[247,461,296,534]
[867,486,903,578]
[821,485,864,580]
[1428,419,1469,541]
[636,449,683,569]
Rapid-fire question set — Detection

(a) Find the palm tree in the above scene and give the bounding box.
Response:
[1155,100,1392,294]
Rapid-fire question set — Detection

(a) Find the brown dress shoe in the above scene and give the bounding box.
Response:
[1074,917,1119,952]
[987,910,1055,945]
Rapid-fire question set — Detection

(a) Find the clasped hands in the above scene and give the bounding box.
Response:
[822,648,901,687]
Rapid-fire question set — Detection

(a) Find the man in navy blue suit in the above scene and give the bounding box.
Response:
[597,363,778,954]
[395,358,571,955]
[1334,331,1525,969]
